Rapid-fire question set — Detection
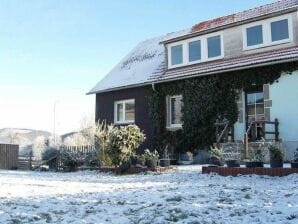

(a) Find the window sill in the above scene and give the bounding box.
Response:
[114,121,135,125]
[166,126,182,131]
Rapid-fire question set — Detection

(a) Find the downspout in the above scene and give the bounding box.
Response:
[151,82,157,92]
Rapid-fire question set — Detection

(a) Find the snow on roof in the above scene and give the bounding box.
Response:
[88,29,190,94]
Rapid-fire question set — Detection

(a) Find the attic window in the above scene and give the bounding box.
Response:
[207,35,221,58]
[243,15,292,50]
[189,40,201,62]
[171,45,183,65]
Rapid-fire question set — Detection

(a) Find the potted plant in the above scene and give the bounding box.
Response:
[223,147,241,167]
[143,149,159,169]
[291,148,298,168]
[269,145,283,168]
[209,147,224,166]
[246,147,265,168]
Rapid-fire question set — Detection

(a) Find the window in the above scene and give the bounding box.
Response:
[189,40,201,62]
[207,35,221,58]
[243,15,292,50]
[167,32,223,68]
[167,95,182,128]
[246,25,263,46]
[271,19,289,42]
[246,90,264,123]
[171,45,183,65]
[114,99,135,124]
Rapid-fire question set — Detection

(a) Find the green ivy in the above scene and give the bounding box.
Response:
[149,61,298,153]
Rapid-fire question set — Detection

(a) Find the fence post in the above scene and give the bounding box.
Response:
[274,118,279,142]
[29,151,33,170]
[244,133,248,159]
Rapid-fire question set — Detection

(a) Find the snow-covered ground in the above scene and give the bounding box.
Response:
[0,166,297,224]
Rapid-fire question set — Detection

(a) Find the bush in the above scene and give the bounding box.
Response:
[107,125,145,166]
[144,149,159,168]
[269,145,283,161]
[42,147,59,170]
[60,150,80,172]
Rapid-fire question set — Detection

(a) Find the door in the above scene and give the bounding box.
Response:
[245,87,265,141]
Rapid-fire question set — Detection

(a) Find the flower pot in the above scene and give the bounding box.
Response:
[291,162,298,168]
[270,160,283,168]
[226,160,240,167]
[245,161,264,168]
[159,159,170,167]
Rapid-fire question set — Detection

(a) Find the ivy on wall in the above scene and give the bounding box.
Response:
[149,61,298,153]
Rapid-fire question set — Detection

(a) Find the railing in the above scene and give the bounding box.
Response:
[215,121,234,146]
[243,118,279,159]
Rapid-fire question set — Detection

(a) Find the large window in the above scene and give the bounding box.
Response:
[246,90,264,123]
[167,95,182,128]
[171,45,183,65]
[114,99,135,124]
[246,25,263,47]
[207,35,221,58]
[243,15,292,50]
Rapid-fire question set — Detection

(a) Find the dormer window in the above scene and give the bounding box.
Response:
[167,32,223,69]
[189,40,201,62]
[207,35,221,58]
[271,19,289,42]
[170,44,183,65]
[246,25,263,47]
[243,15,292,50]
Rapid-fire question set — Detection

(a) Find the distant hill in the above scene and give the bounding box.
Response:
[0,128,52,148]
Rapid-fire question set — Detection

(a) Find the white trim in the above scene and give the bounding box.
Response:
[167,31,224,69]
[114,99,135,124]
[243,14,293,51]
[166,95,183,129]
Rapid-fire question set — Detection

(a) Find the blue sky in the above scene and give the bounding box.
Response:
[0,0,272,134]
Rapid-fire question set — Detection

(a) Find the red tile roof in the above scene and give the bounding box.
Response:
[150,46,298,82]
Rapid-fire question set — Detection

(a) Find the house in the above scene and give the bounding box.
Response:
[88,0,298,160]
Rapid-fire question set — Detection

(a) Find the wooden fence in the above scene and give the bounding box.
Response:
[0,144,19,170]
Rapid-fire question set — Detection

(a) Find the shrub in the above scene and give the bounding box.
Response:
[269,145,283,161]
[41,147,59,170]
[107,125,145,166]
[144,149,159,168]
[60,149,80,171]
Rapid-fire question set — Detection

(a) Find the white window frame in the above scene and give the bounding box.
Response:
[114,99,135,124]
[167,31,224,69]
[166,95,183,129]
[243,14,293,51]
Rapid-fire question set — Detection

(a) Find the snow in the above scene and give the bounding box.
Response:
[0,166,298,223]
[88,29,190,94]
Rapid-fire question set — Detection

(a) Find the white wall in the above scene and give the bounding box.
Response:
[270,71,298,142]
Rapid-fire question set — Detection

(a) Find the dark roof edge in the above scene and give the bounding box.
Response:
[155,57,298,84]
[87,57,298,95]
[160,7,298,45]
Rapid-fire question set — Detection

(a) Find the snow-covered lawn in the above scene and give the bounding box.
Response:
[0,166,297,224]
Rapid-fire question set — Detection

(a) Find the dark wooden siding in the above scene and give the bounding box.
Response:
[96,86,153,150]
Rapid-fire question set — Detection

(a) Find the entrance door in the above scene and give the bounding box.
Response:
[245,87,265,141]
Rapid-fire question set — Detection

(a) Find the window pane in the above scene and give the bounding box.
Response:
[271,19,289,42]
[117,103,123,122]
[207,35,221,58]
[189,40,201,62]
[256,104,264,115]
[247,105,255,116]
[171,45,183,65]
[171,96,182,125]
[247,93,256,104]
[125,101,135,121]
[255,92,264,103]
[246,25,263,46]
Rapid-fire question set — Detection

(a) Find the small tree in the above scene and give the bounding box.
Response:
[107,125,145,166]
[33,136,47,159]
